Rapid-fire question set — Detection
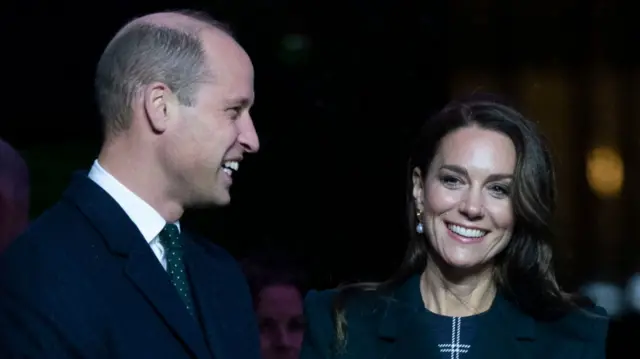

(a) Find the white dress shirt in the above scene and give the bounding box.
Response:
[88,160,179,270]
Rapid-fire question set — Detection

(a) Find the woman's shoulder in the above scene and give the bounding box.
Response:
[303,289,336,330]
[305,288,338,309]
[537,304,609,345]
[302,288,384,358]
[304,287,384,322]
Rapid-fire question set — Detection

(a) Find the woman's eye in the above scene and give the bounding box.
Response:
[489,184,510,197]
[440,175,462,188]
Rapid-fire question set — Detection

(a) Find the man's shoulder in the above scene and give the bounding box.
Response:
[0,204,101,327]
[1,200,101,287]
[7,200,87,251]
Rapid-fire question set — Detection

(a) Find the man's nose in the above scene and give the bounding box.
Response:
[238,114,260,153]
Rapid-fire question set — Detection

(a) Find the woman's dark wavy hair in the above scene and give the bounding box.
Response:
[331,93,589,351]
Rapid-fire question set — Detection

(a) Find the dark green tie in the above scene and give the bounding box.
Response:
[159,224,195,317]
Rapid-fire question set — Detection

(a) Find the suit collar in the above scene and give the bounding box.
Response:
[62,173,212,359]
[377,273,535,359]
[87,160,179,243]
[63,171,141,256]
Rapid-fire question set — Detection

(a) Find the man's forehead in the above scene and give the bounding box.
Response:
[203,48,254,103]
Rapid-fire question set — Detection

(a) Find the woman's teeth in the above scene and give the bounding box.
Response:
[447,224,487,238]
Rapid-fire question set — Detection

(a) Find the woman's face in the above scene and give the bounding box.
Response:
[256,284,304,359]
[413,126,516,270]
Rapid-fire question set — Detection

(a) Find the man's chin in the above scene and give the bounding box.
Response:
[210,189,231,206]
[187,189,231,208]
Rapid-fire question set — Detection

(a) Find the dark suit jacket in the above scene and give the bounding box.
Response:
[0,173,260,359]
[301,274,609,359]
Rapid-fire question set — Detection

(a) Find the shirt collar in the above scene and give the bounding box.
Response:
[87,160,179,243]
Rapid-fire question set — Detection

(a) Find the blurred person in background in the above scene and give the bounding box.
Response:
[626,272,640,314]
[581,281,625,318]
[242,250,307,359]
[603,272,640,359]
[300,94,609,359]
[0,138,29,253]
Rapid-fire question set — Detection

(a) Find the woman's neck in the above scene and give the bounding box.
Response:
[420,259,497,317]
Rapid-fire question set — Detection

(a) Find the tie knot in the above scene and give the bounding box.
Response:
[159,223,182,249]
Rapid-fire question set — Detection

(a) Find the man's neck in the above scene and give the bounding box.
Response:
[97,142,184,223]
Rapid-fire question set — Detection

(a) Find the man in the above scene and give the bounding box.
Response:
[0,138,30,253]
[0,10,260,359]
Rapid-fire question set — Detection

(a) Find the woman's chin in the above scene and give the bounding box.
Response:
[445,259,482,270]
[439,251,489,271]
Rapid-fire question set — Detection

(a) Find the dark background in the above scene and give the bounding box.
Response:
[1,0,638,356]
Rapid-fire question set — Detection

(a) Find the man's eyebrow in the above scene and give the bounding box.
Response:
[225,96,253,108]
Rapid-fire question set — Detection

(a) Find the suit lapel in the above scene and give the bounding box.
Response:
[125,242,211,359]
[185,235,232,359]
[376,275,441,359]
[64,173,211,359]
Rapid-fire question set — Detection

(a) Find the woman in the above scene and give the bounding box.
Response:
[0,138,30,253]
[242,250,308,359]
[300,95,608,359]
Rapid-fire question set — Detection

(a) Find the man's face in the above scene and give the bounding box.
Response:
[256,285,305,359]
[162,30,260,206]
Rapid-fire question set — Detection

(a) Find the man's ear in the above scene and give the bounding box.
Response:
[142,82,175,133]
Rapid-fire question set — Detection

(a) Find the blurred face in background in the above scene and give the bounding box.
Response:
[256,284,305,359]
[0,140,29,253]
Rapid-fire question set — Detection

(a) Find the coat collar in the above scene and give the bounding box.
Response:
[376,274,535,359]
[62,172,212,359]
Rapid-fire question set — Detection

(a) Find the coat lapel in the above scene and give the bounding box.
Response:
[375,274,536,359]
[124,243,211,359]
[184,235,233,359]
[376,275,441,359]
[470,293,535,359]
[64,173,211,359]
